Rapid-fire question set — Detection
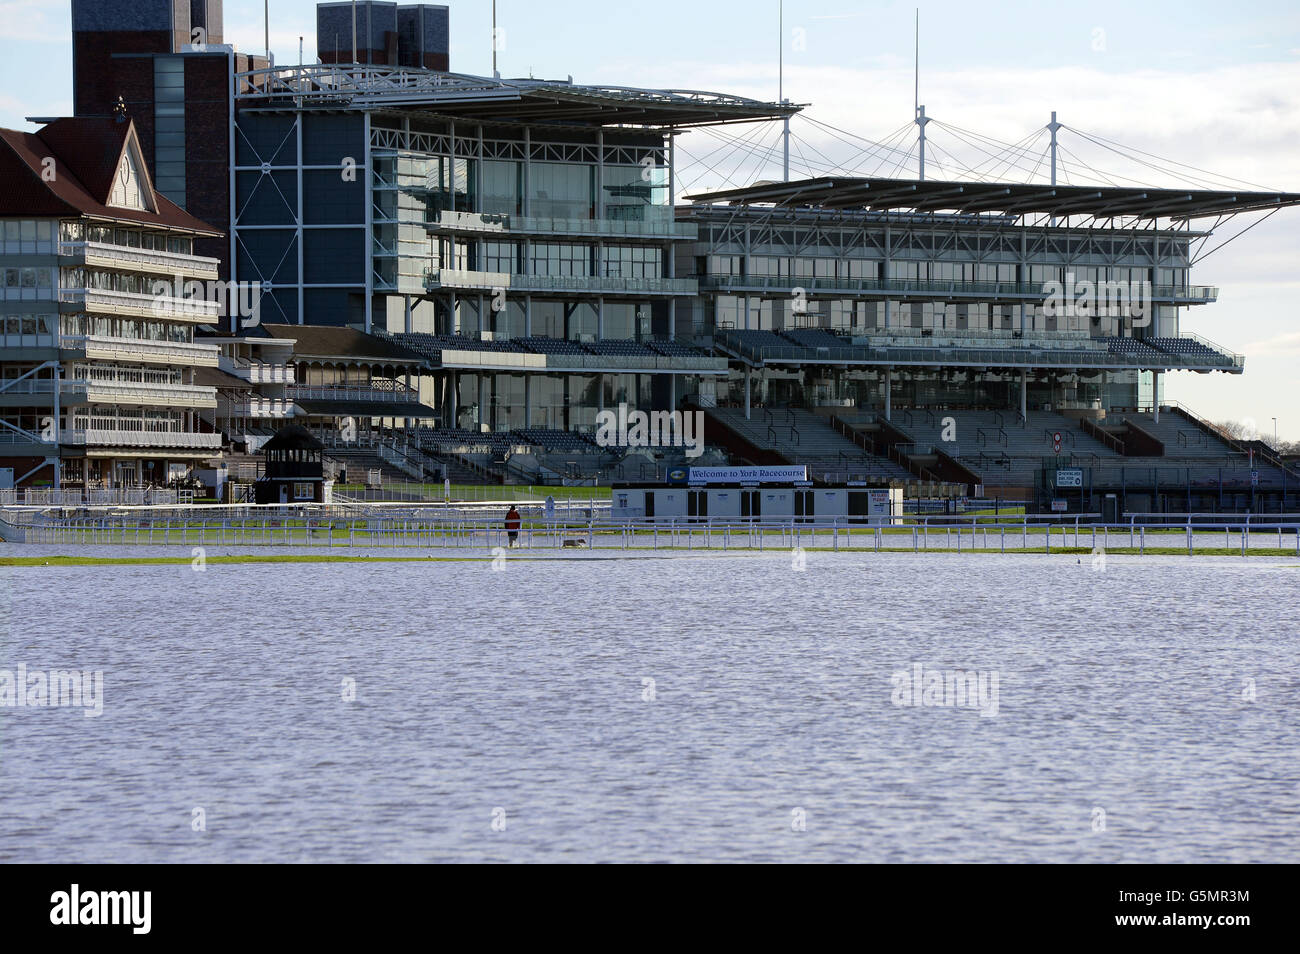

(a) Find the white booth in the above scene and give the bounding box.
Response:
[612,465,901,525]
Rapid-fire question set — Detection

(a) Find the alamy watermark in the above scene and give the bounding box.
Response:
[891,663,1000,717]
[1042,272,1151,330]
[50,885,150,934]
[594,402,705,458]
[0,663,104,716]
[150,273,263,328]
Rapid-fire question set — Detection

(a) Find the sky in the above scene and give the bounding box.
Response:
[2,0,1297,437]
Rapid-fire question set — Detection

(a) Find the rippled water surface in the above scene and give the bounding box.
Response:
[1,545,1297,862]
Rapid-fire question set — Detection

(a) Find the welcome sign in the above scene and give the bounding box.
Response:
[687,465,810,484]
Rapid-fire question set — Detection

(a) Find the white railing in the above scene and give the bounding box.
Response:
[14,488,184,507]
[60,288,221,322]
[61,429,224,449]
[79,381,218,408]
[426,269,697,296]
[221,396,294,418]
[433,210,696,240]
[63,241,221,277]
[222,359,296,384]
[64,335,221,366]
[286,384,417,403]
[19,508,1300,558]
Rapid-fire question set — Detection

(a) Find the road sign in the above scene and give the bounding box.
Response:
[1251,471,1259,487]
[1056,468,1083,488]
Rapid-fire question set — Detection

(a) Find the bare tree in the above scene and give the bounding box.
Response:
[1213,420,1299,456]
[1212,419,1256,441]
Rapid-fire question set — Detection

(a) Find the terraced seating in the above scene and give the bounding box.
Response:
[1146,337,1231,363]
[518,336,586,355]
[324,447,413,484]
[647,339,709,357]
[720,329,792,354]
[780,328,848,350]
[1121,410,1243,459]
[1103,336,1168,362]
[709,407,911,480]
[890,409,1115,461]
[514,428,599,452]
[416,427,518,451]
[584,339,659,357]
[390,332,527,355]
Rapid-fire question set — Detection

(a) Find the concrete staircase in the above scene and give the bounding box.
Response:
[707,407,911,481]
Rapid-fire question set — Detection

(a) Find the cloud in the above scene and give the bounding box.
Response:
[0,0,66,42]
[1242,331,1300,354]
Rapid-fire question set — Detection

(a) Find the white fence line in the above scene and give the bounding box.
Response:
[8,505,1300,556]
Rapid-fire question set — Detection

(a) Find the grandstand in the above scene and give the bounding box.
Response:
[707,407,915,483]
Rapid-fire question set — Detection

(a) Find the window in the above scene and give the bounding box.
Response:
[529,162,593,220]
[603,245,661,279]
[293,482,314,500]
[481,160,521,215]
[530,242,590,277]
[707,255,742,276]
[483,241,518,274]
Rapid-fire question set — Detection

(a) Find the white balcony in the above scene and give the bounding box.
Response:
[432,210,697,241]
[62,429,224,449]
[60,288,222,323]
[425,269,697,297]
[78,381,218,410]
[219,396,294,418]
[285,383,418,403]
[219,356,296,384]
[64,335,221,367]
[0,378,217,409]
[61,241,221,280]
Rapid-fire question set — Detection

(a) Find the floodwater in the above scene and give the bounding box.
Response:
[1,545,1297,862]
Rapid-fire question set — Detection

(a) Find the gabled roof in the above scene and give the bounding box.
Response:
[37,116,135,206]
[687,176,1300,220]
[263,424,324,451]
[0,117,221,235]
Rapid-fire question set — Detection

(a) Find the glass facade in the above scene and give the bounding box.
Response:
[153,57,186,207]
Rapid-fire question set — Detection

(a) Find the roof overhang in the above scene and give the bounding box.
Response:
[235,64,799,128]
[687,176,1300,220]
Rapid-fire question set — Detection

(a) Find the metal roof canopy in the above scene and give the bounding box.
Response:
[235,64,798,128]
[687,176,1300,220]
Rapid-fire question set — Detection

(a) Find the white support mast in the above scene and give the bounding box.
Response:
[1048,111,1063,226]
[780,0,789,181]
[916,105,928,180]
[914,10,927,180]
[1048,110,1062,186]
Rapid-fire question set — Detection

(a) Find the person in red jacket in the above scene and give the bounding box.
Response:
[504,505,522,548]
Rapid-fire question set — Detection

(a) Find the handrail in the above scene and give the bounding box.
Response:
[1080,416,1125,455]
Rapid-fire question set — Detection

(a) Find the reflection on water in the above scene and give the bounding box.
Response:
[1,546,1297,862]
